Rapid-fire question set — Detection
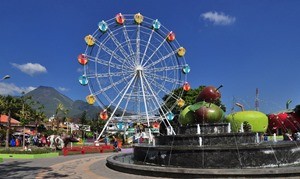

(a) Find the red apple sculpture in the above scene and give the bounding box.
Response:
[189,101,224,123]
[196,85,223,103]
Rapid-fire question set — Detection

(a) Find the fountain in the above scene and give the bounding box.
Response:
[107,86,300,177]
[133,123,300,168]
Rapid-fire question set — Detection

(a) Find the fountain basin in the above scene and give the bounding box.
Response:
[107,152,300,178]
[134,141,300,168]
[155,132,257,146]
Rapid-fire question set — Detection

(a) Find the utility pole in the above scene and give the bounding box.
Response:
[255,88,259,111]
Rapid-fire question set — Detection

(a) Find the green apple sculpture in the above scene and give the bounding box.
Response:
[225,109,268,133]
[179,105,196,125]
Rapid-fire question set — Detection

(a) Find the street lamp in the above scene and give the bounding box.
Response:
[1,75,10,81]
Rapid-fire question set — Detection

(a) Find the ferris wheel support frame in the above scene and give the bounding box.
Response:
[139,69,153,143]
[141,72,176,135]
[96,73,137,141]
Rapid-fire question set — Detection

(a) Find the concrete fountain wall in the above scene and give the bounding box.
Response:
[133,123,300,168]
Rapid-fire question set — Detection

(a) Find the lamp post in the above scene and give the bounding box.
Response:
[1,75,10,81]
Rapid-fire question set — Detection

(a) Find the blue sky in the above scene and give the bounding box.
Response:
[0,0,300,114]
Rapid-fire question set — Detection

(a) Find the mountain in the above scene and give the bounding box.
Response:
[70,100,100,119]
[25,86,101,119]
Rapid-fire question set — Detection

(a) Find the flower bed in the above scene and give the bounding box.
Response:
[62,145,114,156]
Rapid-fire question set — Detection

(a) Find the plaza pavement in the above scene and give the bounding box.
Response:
[0,149,164,179]
[1,149,300,179]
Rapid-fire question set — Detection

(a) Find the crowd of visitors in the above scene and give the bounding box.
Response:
[283,132,300,141]
[9,133,48,147]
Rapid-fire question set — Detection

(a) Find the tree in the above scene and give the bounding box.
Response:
[0,95,19,148]
[0,94,48,148]
[79,111,87,140]
[33,105,46,134]
[295,105,300,116]
[18,93,34,149]
[53,103,68,131]
[243,121,252,132]
[88,112,106,136]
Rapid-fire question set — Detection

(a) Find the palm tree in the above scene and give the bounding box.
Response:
[33,104,46,133]
[52,103,63,130]
[18,93,38,149]
[79,111,87,140]
[1,94,44,148]
[0,95,18,148]
[53,103,68,131]
[35,110,46,133]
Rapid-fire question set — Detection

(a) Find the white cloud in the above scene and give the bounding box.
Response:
[58,87,69,92]
[0,83,36,95]
[11,62,47,76]
[201,11,236,25]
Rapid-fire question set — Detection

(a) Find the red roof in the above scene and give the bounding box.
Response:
[0,115,20,124]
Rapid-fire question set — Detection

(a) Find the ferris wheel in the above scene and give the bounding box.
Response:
[78,13,190,138]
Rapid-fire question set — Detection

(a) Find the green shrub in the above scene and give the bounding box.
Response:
[85,131,94,138]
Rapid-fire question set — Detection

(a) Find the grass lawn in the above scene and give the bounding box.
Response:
[0,146,59,159]
[267,135,284,141]
[0,152,59,159]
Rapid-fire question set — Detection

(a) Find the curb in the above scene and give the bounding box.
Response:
[107,153,300,178]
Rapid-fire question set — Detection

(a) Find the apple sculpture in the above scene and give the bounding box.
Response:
[179,105,196,125]
[179,85,225,125]
[196,85,223,103]
[225,103,268,133]
[189,101,224,123]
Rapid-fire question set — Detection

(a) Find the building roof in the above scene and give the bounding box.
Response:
[0,115,21,125]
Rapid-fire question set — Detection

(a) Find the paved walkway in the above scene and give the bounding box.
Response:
[2,150,299,179]
[0,150,164,179]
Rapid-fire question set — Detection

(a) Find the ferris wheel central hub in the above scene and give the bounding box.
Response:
[135,65,144,71]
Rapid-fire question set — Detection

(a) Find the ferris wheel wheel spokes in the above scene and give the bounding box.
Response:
[78,13,190,141]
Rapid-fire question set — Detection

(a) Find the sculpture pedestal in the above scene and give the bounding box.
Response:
[133,123,300,168]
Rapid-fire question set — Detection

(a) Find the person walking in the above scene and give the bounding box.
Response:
[112,136,120,152]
